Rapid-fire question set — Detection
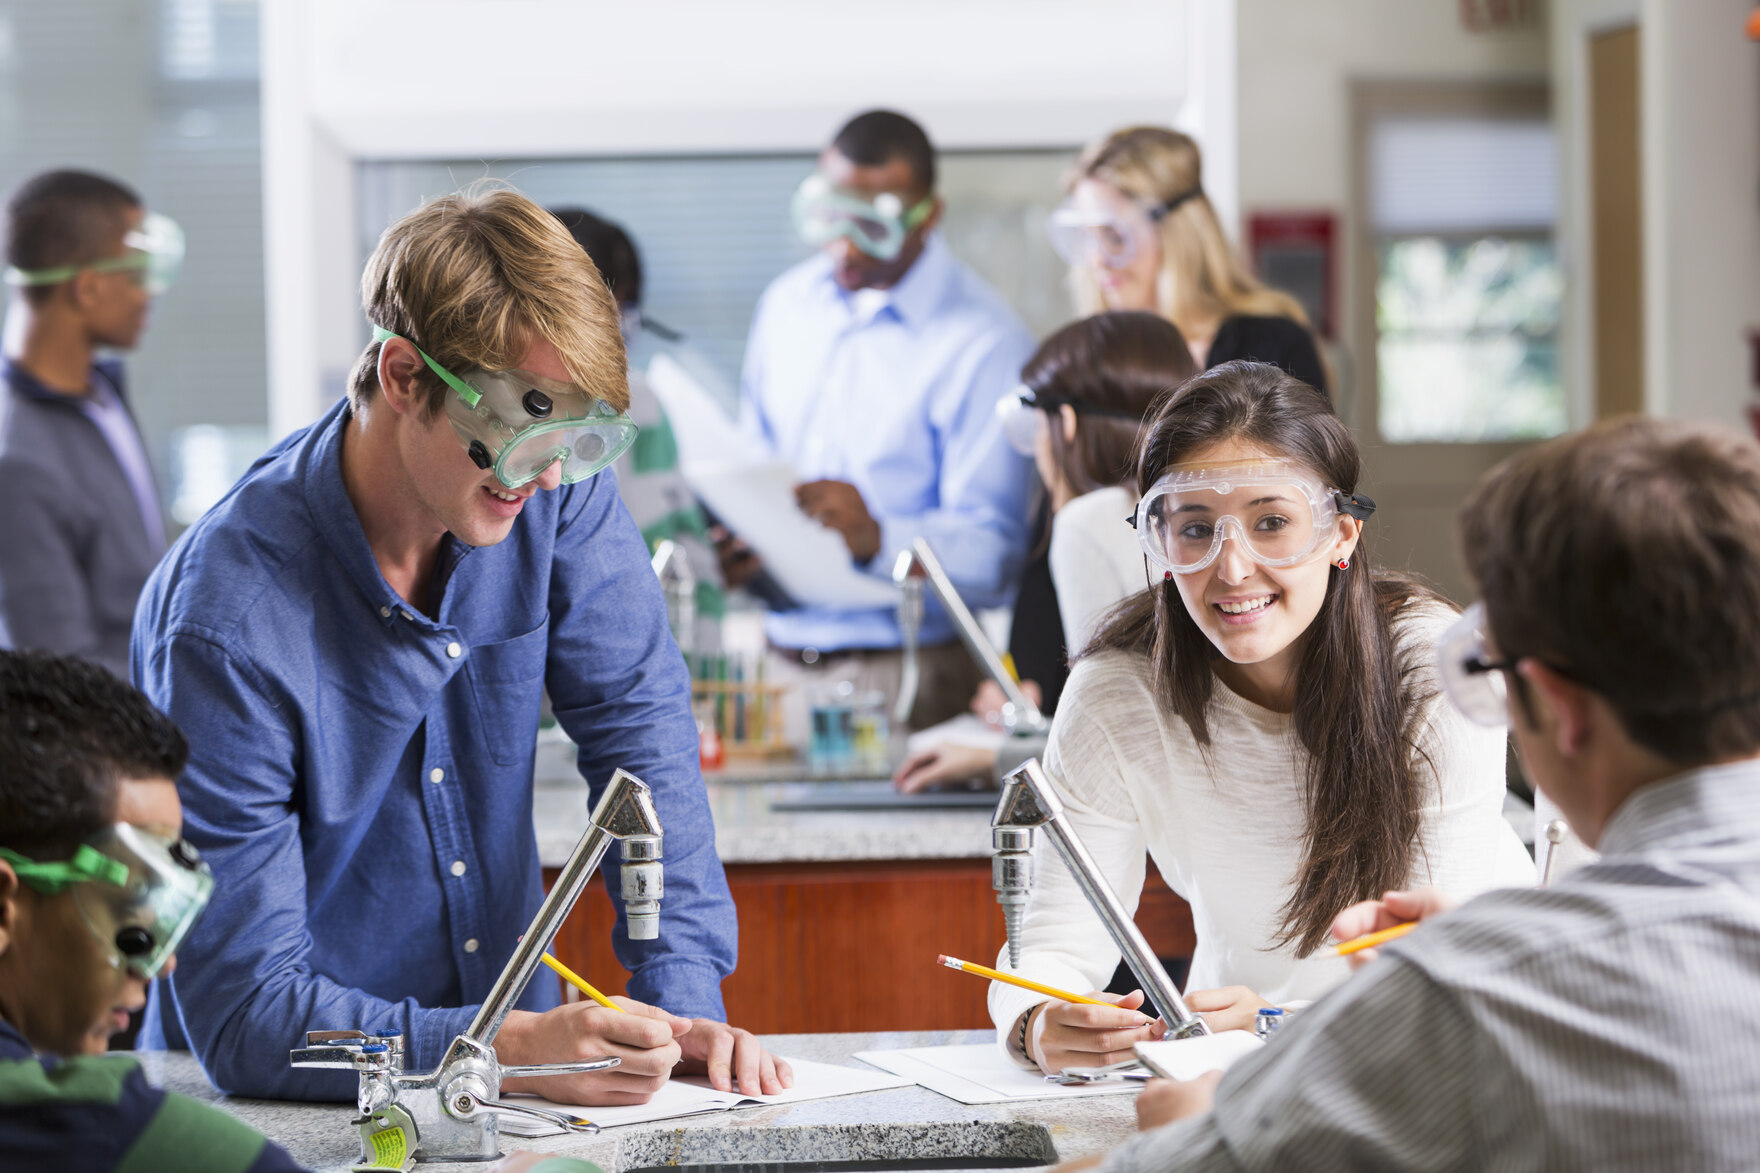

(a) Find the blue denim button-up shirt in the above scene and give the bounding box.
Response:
[132,399,736,1100]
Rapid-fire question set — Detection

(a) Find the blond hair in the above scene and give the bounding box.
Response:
[350,185,628,417]
[1068,126,1308,336]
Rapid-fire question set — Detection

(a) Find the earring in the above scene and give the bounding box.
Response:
[1335,557,1350,570]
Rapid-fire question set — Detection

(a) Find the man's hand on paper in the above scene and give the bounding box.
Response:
[497,996,689,1105]
[1135,1070,1222,1131]
[1183,985,1274,1034]
[795,479,881,562]
[710,525,764,589]
[1330,885,1457,971]
[893,743,999,793]
[970,679,1042,729]
[675,1017,796,1096]
[1027,988,1164,1075]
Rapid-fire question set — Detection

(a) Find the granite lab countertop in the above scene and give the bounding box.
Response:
[144,1031,1137,1173]
[532,739,998,869]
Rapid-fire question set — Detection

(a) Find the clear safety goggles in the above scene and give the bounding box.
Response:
[791,173,935,262]
[373,327,638,490]
[1436,601,1513,727]
[3,212,186,295]
[1045,188,1199,271]
[993,385,1147,456]
[1130,460,1377,577]
[0,824,213,980]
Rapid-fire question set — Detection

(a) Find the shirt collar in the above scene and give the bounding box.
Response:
[818,231,954,330]
[1596,757,1760,857]
[2,355,123,406]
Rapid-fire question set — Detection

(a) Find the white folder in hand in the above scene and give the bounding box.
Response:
[647,352,898,611]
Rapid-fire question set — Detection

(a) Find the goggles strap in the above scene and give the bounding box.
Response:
[1022,393,1143,423]
[1335,491,1377,521]
[0,844,129,895]
[1150,187,1204,221]
[371,326,482,408]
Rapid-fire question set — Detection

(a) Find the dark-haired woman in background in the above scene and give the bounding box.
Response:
[990,361,1530,1074]
[895,311,1195,792]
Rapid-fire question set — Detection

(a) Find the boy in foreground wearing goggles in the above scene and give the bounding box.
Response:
[1,170,185,676]
[0,649,305,1171]
[1059,416,1760,1171]
[0,651,609,1173]
[132,188,785,1105]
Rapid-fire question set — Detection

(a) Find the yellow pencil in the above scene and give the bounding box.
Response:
[1328,920,1418,957]
[542,952,625,1012]
[937,954,1112,1006]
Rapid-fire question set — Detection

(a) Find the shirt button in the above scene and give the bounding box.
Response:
[451,860,467,877]
[430,767,445,784]
[464,938,479,953]
[446,642,463,659]
[379,606,391,618]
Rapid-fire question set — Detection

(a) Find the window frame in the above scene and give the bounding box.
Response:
[1350,80,1558,454]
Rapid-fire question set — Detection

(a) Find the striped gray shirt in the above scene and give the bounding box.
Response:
[1102,761,1760,1171]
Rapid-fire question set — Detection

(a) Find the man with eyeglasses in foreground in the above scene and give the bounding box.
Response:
[132,188,785,1106]
[1061,416,1760,1170]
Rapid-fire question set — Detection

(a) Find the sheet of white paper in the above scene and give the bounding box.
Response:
[854,1043,1140,1105]
[498,1056,913,1136]
[649,351,897,610]
[1132,1032,1263,1081]
[684,460,899,610]
[905,713,1009,755]
[646,352,761,468]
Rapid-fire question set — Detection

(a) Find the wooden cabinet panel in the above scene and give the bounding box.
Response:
[545,858,1194,1035]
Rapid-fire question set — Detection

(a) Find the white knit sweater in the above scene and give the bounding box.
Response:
[988,600,1535,1040]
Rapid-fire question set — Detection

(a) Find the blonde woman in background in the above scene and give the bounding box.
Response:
[1049,126,1328,397]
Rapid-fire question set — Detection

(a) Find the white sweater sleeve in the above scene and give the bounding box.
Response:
[987,675,1149,1050]
[1048,487,1141,655]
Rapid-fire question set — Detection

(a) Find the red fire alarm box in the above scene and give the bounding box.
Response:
[1247,212,1338,340]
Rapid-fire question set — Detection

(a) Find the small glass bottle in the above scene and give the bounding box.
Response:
[1254,1007,1286,1039]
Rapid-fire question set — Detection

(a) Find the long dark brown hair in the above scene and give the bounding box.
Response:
[1085,361,1438,955]
[1023,311,1199,497]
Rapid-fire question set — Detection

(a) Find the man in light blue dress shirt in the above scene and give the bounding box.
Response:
[730,110,1036,730]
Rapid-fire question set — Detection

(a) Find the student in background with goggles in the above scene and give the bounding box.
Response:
[1049,127,1327,397]
[991,361,1530,1076]
[726,109,1036,735]
[1086,417,1760,1171]
[895,311,1195,793]
[551,206,729,624]
[0,170,184,677]
[132,188,787,1105]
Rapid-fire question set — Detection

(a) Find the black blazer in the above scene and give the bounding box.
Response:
[1206,315,1328,399]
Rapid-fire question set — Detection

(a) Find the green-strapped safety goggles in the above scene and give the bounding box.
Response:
[0,824,214,980]
[373,327,638,490]
[791,173,935,262]
[3,212,186,296]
